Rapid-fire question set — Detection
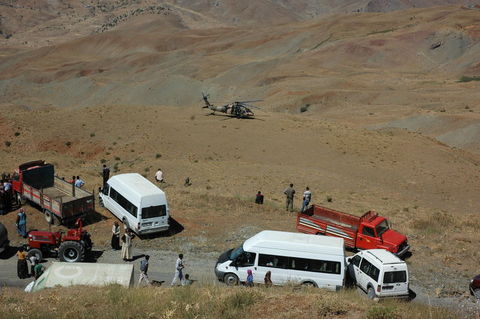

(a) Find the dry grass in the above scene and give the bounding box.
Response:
[0,285,459,319]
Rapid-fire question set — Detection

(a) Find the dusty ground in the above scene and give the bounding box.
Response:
[1,1,480,317]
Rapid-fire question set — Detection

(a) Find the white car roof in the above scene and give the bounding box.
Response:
[108,173,165,203]
[364,249,404,264]
[243,230,344,256]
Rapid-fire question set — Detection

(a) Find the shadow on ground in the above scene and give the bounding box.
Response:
[138,217,184,240]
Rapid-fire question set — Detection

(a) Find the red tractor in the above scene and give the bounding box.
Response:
[26,219,93,263]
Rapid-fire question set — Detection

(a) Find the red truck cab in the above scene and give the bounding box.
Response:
[297,205,409,257]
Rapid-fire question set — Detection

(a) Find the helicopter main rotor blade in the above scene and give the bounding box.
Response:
[235,99,263,104]
[240,103,262,109]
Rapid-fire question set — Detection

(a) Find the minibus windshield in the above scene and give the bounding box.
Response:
[230,246,244,260]
[142,205,167,219]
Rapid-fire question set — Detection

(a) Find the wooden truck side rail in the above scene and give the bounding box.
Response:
[297,205,359,248]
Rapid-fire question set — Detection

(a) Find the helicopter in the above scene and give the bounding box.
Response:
[202,93,262,119]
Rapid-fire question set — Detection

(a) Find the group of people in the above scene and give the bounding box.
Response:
[136,253,193,287]
[16,247,44,280]
[254,184,312,213]
[0,174,16,215]
[110,221,135,261]
[246,269,272,287]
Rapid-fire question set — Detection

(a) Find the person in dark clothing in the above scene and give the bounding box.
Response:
[264,271,272,287]
[102,164,110,187]
[255,191,264,204]
[284,183,296,212]
[138,255,150,286]
[34,263,45,280]
[0,186,6,215]
[111,221,120,250]
[16,247,28,279]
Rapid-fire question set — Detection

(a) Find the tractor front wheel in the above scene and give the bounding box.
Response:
[58,241,85,263]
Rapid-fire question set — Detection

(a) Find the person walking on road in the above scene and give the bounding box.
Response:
[102,164,110,187]
[16,247,28,279]
[171,253,185,286]
[301,187,312,213]
[16,209,27,237]
[284,183,296,212]
[138,255,150,286]
[111,222,121,250]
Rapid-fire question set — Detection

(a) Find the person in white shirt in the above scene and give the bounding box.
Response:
[301,187,312,213]
[155,169,164,183]
[74,176,85,188]
[171,253,185,286]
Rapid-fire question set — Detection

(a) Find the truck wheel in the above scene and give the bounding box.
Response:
[224,273,239,286]
[367,287,377,300]
[27,249,43,262]
[59,241,85,262]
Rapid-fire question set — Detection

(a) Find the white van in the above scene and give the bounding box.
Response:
[347,249,409,299]
[215,230,345,290]
[100,173,169,234]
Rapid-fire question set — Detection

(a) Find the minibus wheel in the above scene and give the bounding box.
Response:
[367,286,377,299]
[224,273,239,286]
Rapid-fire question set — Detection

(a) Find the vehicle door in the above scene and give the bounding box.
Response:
[347,254,362,284]
[358,258,380,291]
[381,267,408,296]
[232,251,256,283]
[356,225,381,250]
[100,184,116,214]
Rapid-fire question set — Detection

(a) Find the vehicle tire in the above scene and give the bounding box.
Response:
[27,248,43,262]
[58,241,85,262]
[224,273,239,286]
[474,288,480,300]
[367,286,377,300]
[302,281,317,287]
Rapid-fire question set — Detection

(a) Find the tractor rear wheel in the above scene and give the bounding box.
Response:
[27,248,43,262]
[58,241,85,262]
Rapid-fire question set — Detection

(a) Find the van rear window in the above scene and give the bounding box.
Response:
[383,271,407,283]
[142,205,167,219]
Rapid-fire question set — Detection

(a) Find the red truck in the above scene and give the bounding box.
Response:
[297,205,409,257]
[12,160,95,225]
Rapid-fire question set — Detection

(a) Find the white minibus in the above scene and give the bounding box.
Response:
[100,173,169,234]
[215,230,345,290]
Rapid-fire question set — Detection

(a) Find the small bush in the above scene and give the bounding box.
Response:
[90,132,96,137]
[326,196,333,202]
[144,167,150,172]
[459,75,480,83]
[155,153,162,159]
[14,132,20,136]
[114,156,120,161]
[65,141,72,147]
[300,104,310,113]
[100,159,107,164]
[4,141,11,147]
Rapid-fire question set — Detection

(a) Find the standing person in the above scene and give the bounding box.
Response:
[155,168,164,183]
[16,247,28,279]
[111,222,121,250]
[0,185,5,215]
[138,255,150,286]
[283,183,296,212]
[264,271,272,287]
[74,176,85,188]
[120,233,127,260]
[171,253,185,286]
[29,255,38,277]
[246,269,254,287]
[123,230,134,261]
[301,187,312,213]
[3,180,12,212]
[102,164,110,187]
[16,209,27,237]
[255,191,264,205]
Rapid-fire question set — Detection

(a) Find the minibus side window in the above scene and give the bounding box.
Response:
[110,187,138,218]
[236,252,256,267]
[258,254,288,269]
